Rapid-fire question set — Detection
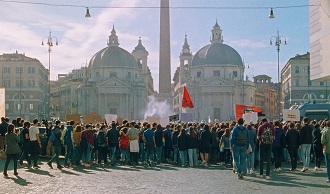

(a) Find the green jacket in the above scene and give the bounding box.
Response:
[321,127,330,154]
[5,133,21,154]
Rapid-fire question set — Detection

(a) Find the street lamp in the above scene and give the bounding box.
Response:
[270,30,286,120]
[18,66,22,118]
[42,31,58,119]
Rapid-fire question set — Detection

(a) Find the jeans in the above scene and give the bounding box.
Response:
[46,141,55,158]
[164,146,172,160]
[48,145,61,166]
[4,154,19,174]
[283,148,289,163]
[120,149,130,162]
[145,142,155,163]
[98,146,108,164]
[73,146,82,165]
[272,146,283,168]
[179,150,187,166]
[233,145,247,176]
[313,144,322,168]
[139,143,146,162]
[109,147,117,165]
[301,144,311,168]
[19,142,30,165]
[325,153,330,181]
[259,143,272,176]
[188,148,198,167]
[82,143,92,163]
[288,147,298,169]
[247,151,255,169]
[156,146,163,162]
[64,143,73,165]
[173,147,179,163]
[224,149,231,165]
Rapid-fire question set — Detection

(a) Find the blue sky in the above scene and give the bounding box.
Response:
[0,0,310,91]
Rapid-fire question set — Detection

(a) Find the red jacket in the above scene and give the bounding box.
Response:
[82,130,94,146]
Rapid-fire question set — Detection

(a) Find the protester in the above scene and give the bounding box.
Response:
[19,121,31,168]
[163,124,173,163]
[3,124,20,177]
[230,118,249,179]
[47,120,63,169]
[199,124,212,166]
[97,125,108,165]
[321,120,330,183]
[107,122,120,166]
[143,123,155,166]
[313,122,323,171]
[128,123,140,166]
[73,125,82,165]
[154,124,164,164]
[272,120,284,172]
[300,117,313,172]
[171,125,180,164]
[187,126,198,167]
[286,122,300,171]
[29,119,42,169]
[0,117,9,151]
[247,124,257,174]
[63,120,74,167]
[119,127,130,165]
[178,127,188,167]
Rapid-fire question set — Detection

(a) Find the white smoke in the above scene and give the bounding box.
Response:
[144,95,173,119]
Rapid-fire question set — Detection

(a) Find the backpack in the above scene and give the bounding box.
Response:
[236,126,248,146]
[119,134,129,150]
[19,128,25,144]
[261,126,274,144]
[98,131,106,146]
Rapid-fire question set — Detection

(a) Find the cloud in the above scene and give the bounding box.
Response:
[227,38,268,50]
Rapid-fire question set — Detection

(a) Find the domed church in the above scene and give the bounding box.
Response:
[173,21,255,122]
[76,26,155,120]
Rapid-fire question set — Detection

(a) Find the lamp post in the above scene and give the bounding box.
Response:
[270,30,286,120]
[303,64,310,102]
[19,66,22,117]
[42,31,58,119]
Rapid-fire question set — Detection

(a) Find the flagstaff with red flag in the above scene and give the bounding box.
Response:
[182,86,194,109]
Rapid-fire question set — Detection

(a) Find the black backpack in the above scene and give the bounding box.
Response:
[80,132,88,149]
[98,131,106,146]
[236,126,248,146]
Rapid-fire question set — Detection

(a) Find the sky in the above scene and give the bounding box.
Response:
[0,0,310,92]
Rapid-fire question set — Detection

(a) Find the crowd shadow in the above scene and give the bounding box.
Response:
[26,168,55,177]
[4,175,32,186]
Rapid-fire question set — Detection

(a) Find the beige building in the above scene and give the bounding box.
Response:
[0,51,49,120]
[173,22,255,122]
[281,52,330,109]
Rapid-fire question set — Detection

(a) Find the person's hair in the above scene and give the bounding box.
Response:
[289,122,295,129]
[237,118,244,125]
[295,123,301,131]
[261,117,268,123]
[7,124,15,134]
[85,124,91,129]
[222,128,230,137]
[178,128,186,137]
[146,124,151,129]
[134,124,140,129]
[155,124,162,133]
[211,126,217,132]
[100,125,106,130]
[176,124,181,130]
[55,120,61,126]
[274,120,280,127]
[327,120,330,127]
[204,124,210,131]
[111,122,116,129]
[70,120,75,126]
[143,122,148,127]
[122,127,128,133]
[75,125,82,132]
[23,121,30,128]
[123,120,128,125]
[247,125,252,130]
[16,117,21,122]
[33,118,38,124]
[220,123,227,129]
[152,123,157,127]
[1,117,5,122]
[188,126,196,138]
[302,117,309,123]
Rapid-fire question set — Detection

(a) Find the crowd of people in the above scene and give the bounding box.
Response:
[0,116,329,183]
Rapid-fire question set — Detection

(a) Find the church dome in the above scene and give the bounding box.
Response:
[89,46,138,68]
[192,43,243,67]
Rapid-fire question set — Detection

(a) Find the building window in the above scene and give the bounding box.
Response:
[29,103,33,110]
[320,82,325,86]
[5,104,9,110]
[127,72,131,79]
[3,80,10,87]
[3,67,10,73]
[233,71,238,77]
[295,66,300,73]
[16,80,23,87]
[16,67,23,74]
[28,67,35,74]
[295,79,299,86]
[197,71,201,78]
[110,72,117,78]
[213,70,220,77]
[28,80,35,87]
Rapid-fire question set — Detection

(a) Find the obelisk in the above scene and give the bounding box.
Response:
[159,0,171,94]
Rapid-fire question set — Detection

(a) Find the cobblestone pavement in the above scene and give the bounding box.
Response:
[0,158,329,194]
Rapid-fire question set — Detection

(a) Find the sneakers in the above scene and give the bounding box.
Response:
[257,174,263,178]
[278,167,282,172]
[57,165,63,169]
[327,180,330,183]
[3,172,8,177]
[250,169,254,174]
[33,165,41,169]
[301,167,308,172]
[266,176,271,180]
[14,172,18,176]
[47,162,53,169]
[238,172,244,179]
[289,168,296,171]
[314,167,322,171]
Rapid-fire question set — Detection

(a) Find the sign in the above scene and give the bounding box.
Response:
[66,114,81,125]
[0,88,5,117]
[283,109,300,121]
[105,114,117,125]
[169,114,179,122]
[117,117,123,125]
[83,112,102,124]
[243,112,258,124]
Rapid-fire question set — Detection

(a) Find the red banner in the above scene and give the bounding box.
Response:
[235,104,262,120]
[182,86,194,109]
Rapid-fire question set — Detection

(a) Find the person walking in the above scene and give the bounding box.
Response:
[199,124,213,166]
[313,122,323,171]
[257,118,275,180]
[63,120,74,167]
[143,123,155,166]
[321,120,330,183]
[0,117,9,151]
[286,122,300,171]
[299,117,313,172]
[19,121,31,168]
[230,118,249,179]
[272,120,284,172]
[47,120,63,169]
[29,119,42,169]
[3,124,20,177]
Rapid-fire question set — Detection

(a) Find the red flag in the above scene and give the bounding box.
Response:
[235,104,262,120]
[182,86,194,109]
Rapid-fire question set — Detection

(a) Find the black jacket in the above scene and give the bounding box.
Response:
[199,130,212,146]
[313,127,322,146]
[172,130,179,146]
[300,124,313,144]
[187,134,198,149]
[0,121,8,137]
[107,128,120,147]
[178,134,188,150]
[286,129,300,148]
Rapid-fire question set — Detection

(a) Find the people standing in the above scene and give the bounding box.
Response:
[300,117,313,172]
[19,121,31,168]
[286,122,300,171]
[313,122,323,171]
[46,122,54,159]
[199,124,212,166]
[29,119,42,169]
[3,124,20,177]
[47,120,63,169]
[143,123,155,166]
[97,125,108,165]
[171,125,180,164]
[107,122,120,166]
[272,120,284,172]
[178,127,188,167]
[257,118,275,180]
[119,127,130,165]
[0,117,9,151]
[220,128,232,167]
[73,125,82,165]
[187,126,198,167]
[163,124,173,163]
[321,120,330,183]
[128,123,140,166]
[154,124,164,164]
[230,118,249,179]
[247,124,257,174]
[63,120,74,167]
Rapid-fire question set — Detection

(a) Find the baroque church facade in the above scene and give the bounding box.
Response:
[50,26,155,121]
[173,21,255,122]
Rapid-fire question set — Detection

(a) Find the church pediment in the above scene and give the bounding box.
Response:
[201,77,234,86]
[96,77,130,88]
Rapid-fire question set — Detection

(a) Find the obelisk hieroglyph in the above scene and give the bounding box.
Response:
[159,0,171,94]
